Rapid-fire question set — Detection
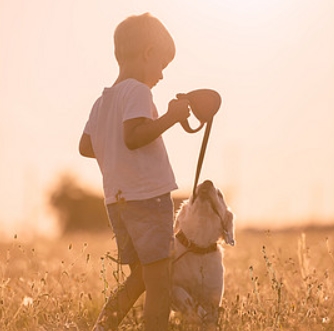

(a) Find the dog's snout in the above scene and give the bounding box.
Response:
[196,180,214,198]
[199,180,214,192]
[202,180,213,187]
[195,180,216,201]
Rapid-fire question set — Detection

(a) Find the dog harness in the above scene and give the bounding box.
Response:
[175,230,218,254]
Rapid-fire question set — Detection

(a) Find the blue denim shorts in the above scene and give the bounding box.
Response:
[107,193,174,266]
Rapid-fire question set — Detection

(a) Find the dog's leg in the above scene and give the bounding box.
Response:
[201,308,219,331]
[171,286,207,322]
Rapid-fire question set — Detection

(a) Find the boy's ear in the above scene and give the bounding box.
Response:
[143,45,156,61]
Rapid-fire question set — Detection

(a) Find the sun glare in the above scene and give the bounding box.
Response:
[1,0,333,234]
[234,0,283,18]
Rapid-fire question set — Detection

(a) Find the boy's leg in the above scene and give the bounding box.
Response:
[100,193,173,330]
[92,262,145,331]
[142,258,171,331]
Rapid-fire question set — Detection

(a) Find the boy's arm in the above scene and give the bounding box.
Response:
[79,133,95,158]
[124,98,190,150]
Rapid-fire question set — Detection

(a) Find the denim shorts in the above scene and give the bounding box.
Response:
[107,193,174,265]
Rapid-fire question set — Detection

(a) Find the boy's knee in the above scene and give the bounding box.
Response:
[143,258,170,273]
[142,258,171,285]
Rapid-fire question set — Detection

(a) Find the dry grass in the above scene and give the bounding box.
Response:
[0,227,333,330]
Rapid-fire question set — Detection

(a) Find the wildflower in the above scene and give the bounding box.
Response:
[322,317,330,324]
[22,296,33,306]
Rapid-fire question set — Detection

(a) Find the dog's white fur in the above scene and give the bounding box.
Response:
[171,180,235,330]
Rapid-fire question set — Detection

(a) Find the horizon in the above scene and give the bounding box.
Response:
[1,0,333,239]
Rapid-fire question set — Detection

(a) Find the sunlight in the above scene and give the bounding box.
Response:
[225,0,280,11]
[227,0,283,21]
[1,0,333,234]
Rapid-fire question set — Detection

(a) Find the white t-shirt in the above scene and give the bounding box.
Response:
[84,78,178,204]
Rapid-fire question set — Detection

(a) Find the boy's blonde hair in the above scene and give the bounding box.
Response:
[114,13,175,65]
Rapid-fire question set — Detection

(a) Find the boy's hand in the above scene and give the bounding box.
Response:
[167,98,191,124]
[124,98,191,150]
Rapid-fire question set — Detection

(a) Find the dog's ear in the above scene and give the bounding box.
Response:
[222,210,235,246]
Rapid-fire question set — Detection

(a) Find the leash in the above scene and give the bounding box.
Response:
[192,117,213,199]
[177,89,220,199]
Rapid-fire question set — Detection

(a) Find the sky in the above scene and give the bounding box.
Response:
[1,0,334,238]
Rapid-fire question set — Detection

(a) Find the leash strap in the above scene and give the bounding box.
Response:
[192,118,213,198]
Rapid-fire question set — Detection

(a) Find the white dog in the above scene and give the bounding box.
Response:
[171,180,235,330]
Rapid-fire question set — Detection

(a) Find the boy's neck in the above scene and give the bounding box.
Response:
[114,60,146,87]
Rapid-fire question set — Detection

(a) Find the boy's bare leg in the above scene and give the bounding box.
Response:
[142,258,171,331]
[92,263,145,331]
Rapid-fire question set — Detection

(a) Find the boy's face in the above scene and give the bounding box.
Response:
[142,47,170,89]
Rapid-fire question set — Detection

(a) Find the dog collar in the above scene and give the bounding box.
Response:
[176,230,218,254]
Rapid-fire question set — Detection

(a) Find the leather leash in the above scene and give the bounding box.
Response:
[192,117,213,199]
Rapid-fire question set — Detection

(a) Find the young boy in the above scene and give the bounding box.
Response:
[79,13,190,331]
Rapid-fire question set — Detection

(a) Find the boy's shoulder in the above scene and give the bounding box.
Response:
[103,79,151,98]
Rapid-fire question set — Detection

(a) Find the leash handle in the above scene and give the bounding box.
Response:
[177,89,221,134]
[192,118,213,198]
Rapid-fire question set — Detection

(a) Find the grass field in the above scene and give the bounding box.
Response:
[0,226,333,330]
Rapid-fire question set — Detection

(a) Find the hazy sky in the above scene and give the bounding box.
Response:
[1,0,333,237]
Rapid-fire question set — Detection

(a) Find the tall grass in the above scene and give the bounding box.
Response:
[0,228,333,330]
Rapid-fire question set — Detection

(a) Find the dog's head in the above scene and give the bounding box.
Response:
[176,180,235,247]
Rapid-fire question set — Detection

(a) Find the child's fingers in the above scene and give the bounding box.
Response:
[176,93,187,99]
